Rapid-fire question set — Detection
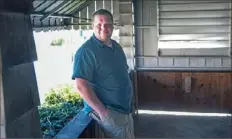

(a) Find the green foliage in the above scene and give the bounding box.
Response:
[44,84,82,105]
[38,84,83,138]
[50,38,65,46]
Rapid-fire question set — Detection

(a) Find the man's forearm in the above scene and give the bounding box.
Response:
[75,79,106,114]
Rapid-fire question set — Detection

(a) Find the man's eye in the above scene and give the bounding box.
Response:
[105,24,111,27]
[96,24,113,28]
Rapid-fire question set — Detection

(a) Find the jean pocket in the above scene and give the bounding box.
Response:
[89,111,102,123]
[101,109,114,124]
[89,110,110,123]
[101,115,110,123]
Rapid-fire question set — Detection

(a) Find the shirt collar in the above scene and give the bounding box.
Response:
[91,34,114,48]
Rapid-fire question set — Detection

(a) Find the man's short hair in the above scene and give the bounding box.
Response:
[92,9,113,23]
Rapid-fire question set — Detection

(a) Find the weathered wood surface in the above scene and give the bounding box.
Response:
[0,0,41,138]
[137,71,232,112]
[0,13,37,69]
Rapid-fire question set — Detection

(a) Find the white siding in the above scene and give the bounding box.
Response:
[158,0,231,50]
[134,0,232,70]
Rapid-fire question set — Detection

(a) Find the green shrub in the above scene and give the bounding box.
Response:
[50,38,65,46]
[38,84,83,138]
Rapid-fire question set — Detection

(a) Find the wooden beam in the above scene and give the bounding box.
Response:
[40,0,69,22]
[31,12,73,18]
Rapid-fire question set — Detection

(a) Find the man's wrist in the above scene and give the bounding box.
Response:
[95,104,107,114]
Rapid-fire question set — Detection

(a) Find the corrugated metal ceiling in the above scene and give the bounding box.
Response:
[31,0,93,31]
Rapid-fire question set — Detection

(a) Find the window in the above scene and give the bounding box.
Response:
[157,0,231,56]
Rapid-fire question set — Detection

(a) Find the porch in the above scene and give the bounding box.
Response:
[1,0,232,138]
[55,71,232,138]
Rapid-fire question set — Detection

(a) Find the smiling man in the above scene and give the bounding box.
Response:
[72,9,135,138]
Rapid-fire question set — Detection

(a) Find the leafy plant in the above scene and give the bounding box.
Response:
[50,38,65,46]
[38,84,83,138]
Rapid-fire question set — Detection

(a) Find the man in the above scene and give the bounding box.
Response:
[71,9,135,138]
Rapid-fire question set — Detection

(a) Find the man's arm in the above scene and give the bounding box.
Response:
[75,78,107,120]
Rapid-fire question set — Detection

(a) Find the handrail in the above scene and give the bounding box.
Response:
[55,109,93,138]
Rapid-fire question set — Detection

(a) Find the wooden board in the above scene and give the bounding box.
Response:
[137,71,232,113]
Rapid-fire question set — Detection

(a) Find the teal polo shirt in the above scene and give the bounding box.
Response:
[72,34,133,114]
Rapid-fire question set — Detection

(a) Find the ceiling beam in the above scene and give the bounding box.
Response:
[39,0,69,22]
[34,0,47,11]
[69,0,93,16]
[31,12,92,21]
[54,0,75,14]
[31,12,73,18]
[61,0,82,15]
[32,23,91,29]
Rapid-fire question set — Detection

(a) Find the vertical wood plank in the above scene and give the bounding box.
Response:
[230,73,232,111]
[137,71,143,104]
[174,72,182,102]
[181,72,191,106]
[1,2,42,137]
[141,71,147,103]
[96,0,103,10]
[136,71,232,112]
[0,47,5,138]
[104,0,111,12]
[87,1,95,29]
[203,73,212,107]
[113,0,120,24]
[219,73,226,110]
[73,13,80,30]
[81,7,87,30]
[196,73,205,107]
[211,73,220,108]
[152,72,162,101]
[224,73,232,110]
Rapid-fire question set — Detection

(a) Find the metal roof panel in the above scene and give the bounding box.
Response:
[31,0,94,31]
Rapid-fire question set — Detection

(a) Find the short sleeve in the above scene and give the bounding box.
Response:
[71,47,95,81]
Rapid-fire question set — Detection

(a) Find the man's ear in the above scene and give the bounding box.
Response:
[91,23,94,28]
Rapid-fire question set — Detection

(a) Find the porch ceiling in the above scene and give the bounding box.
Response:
[31,0,92,31]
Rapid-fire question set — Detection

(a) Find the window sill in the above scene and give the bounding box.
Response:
[158,47,230,57]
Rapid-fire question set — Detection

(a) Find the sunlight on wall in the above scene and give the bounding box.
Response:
[159,41,229,49]
[33,29,119,104]
[138,110,231,117]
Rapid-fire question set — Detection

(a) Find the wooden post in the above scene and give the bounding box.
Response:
[0,47,6,138]
[0,0,42,138]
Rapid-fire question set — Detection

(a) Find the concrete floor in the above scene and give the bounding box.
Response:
[134,105,231,138]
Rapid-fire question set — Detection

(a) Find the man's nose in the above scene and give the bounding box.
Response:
[101,25,108,30]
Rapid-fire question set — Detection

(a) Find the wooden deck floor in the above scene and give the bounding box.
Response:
[134,106,231,138]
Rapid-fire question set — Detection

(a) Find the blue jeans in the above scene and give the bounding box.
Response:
[89,108,135,138]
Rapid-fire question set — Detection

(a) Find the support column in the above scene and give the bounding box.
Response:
[0,0,42,138]
[118,0,137,114]
[0,47,5,138]
[119,0,134,69]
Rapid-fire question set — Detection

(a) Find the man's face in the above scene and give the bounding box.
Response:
[92,14,114,42]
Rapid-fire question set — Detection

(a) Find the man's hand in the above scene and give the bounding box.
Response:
[75,78,108,121]
[96,106,108,121]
